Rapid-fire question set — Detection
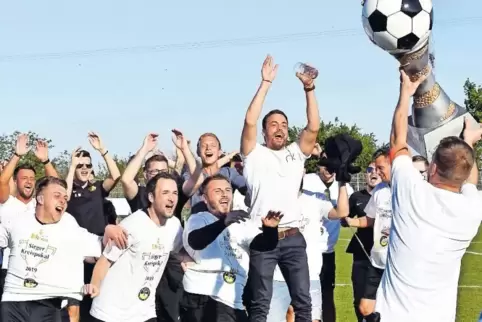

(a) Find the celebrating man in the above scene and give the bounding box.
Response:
[241,55,320,322]
[372,69,482,321]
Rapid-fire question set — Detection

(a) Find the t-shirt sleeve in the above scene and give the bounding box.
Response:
[242,143,264,176]
[319,200,334,219]
[290,142,310,160]
[96,180,109,198]
[364,194,377,219]
[391,154,425,208]
[172,221,184,253]
[77,228,103,258]
[0,224,9,249]
[461,183,479,198]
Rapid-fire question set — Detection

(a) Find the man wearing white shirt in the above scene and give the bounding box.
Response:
[302,155,354,322]
[0,176,112,322]
[87,172,185,322]
[372,69,482,322]
[241,55,320,322]
[267,178,350,322]
[345,147,392,319]
[181,174,281,322]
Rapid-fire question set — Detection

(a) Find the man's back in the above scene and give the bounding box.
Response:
[376,155,482,321]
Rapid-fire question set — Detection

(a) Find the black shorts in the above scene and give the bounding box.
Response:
[2,298,64,322]
[362,264,384,300]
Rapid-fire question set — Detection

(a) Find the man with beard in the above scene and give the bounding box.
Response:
[344,162,380,322]
[0,134,58,301]
[86,172,187,322]
[344,148,392,319]
[65,132,124,322]
[175,129,247,214]
[121,133,201,322]
[240,55,320,322]
[302,152,354,322]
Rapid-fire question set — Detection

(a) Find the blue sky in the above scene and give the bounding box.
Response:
[0,1,480,166]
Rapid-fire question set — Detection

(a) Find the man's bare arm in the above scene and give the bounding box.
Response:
[390,69,428,160]
[121,134,158,200]
[327,183,349,220]
[296,70,320,156]
[0,134,30,204]
[462,117,482,185]
[241,55,278,156]
[86,132,120,192]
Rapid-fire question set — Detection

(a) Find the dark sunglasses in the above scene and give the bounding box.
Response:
[76,163,93,169]
[366,166,375,173]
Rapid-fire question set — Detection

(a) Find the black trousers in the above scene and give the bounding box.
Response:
[351,259,371,322]
[180,291,248,322]
[156,254,184,322]
[320,252,336,322]
[80,263,96,322]
[248,231,311,322]
[91,317,156,322]
[2,299,63,322]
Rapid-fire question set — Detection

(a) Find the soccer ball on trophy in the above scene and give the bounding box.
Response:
[361,0,478,160]
[362,0,433,55]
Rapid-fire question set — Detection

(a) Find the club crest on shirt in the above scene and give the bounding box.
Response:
[223,271,236,284]
[379,227,390,247]
[138,287,150,301]
[89,185,96,192]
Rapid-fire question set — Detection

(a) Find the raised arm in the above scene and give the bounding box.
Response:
[121,133,158,200]
[296,68,320,156]
[241,55,278,156]
[390,69,428,160]
[461,117,482,185]
[327,182,350,219]
[0,134,29,204]
[34,140,58,178]
[217,151,238,168]
[87,132,120,193]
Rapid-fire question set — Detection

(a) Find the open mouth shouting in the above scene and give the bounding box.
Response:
[204,151,214,158]
[54,204,65,215]
[274,132,284,141]
[23,184,33,196]
[219,198,229,207]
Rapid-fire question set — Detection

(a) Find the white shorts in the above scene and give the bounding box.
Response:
[266,280,322,322]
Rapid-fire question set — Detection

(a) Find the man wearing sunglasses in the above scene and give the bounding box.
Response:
[65,132,123,322]
[344,147,392,320]
[344,162,380,322]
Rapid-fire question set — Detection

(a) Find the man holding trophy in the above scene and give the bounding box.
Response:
[361,0,482,321]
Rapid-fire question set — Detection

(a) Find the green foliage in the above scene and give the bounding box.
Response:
[0,131,69,179]
[464,79,482,160]
[288,118,381,173]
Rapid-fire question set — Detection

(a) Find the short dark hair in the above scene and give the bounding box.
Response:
[200,174,230,195]
[412,155,429,166]
[14,164,36,179]
[372,145,390,160]
[262,109,289,130]
[75,150,91,159]
[432,136,474,185]
[197,133,222,156]
[144,154,168,171]
[145,172,178,206]
[35,176,67,197]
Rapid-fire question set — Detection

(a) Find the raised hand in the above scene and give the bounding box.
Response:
[261,211,284,228]
[399,68,429,97]
[34,140,49,163]
[141,133,159,153]
[87,132,105,152]
[15,134,30,156]
[311,143,323,157]
[0,160,7,173]
[261,55,279,83]
[171,129,188,150]
[296,64,316,88]
[462,117,482,147]
[71,147,83,167]
[224,210,250,226]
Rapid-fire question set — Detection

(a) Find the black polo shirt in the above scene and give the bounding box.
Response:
[345,189,374,261]
[67,180,109,236]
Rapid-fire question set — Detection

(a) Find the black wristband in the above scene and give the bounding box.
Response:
[13,152,21,158]
[304,85,315,92]
[262,79,272,83]
[102,150,109,157]
[41,159,50,165]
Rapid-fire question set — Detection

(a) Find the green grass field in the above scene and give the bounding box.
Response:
[334,227,482,322]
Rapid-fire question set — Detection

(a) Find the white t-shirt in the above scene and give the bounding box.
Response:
[242,142,308,228]
[274,193,333,281]
[375,155,482,322]
[0,212,101,302]
[302,173,354,253]
[90,210,183,322]
[183,211,258,310]
[0,196,36,270]
[364,182,392,269]
[232,190,249,212]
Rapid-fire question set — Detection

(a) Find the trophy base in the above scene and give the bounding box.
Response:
[407,104,478,160]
